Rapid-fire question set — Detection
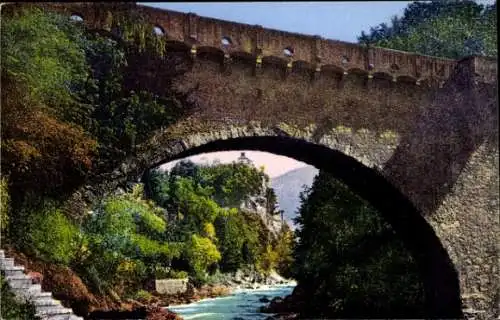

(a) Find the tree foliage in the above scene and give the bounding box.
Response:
[359,0,497,59]
[24,202,81,265]
[292,171,425,318]
[184,234,221,276]
[199,162,268,208]
[1,8,98,198]
[1,5,189,205]
[76,186,181,294]
[145,160,294,279]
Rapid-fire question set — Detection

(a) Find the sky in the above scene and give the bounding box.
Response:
[145,1,494,178]
[140,2,412,43]
[160,151,310,178]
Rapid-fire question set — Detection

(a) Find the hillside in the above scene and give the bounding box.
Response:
[271,166,318,229]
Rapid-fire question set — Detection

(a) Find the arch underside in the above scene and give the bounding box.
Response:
[143,132,463,318]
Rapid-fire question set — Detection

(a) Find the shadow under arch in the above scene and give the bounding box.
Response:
[145,135,463,318]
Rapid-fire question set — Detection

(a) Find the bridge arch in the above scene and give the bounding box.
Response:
[140,127,464,318]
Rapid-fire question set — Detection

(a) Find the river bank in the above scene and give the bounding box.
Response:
[3,245,296,319]
[166,284,296,320]
[150,269,296,309]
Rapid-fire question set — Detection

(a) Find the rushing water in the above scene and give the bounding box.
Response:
[166,284,295,320]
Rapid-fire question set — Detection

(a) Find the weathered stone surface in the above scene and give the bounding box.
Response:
[155,279,188,295]
[15,3,498,318]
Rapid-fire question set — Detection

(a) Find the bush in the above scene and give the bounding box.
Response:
[133,289,153,302]
[167,270,188,279]
[0,178,10,233]
[26,202,80,264]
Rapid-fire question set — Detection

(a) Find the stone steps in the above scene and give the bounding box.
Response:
[0,249,84,320]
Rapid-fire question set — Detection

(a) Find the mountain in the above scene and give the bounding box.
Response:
[271,166,319,229]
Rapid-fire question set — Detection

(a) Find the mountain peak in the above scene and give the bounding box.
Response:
[271,166,319,229]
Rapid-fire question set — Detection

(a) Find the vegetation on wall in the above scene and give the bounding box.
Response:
[1,6,190,210]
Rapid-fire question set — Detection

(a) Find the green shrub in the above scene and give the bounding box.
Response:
[133,289,153,302]
[184,234,221,275]
[26,203,80,264]
[167,270,189,279]
[0,178,10,233]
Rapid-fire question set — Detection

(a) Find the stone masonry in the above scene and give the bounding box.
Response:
[0,250,83,320]
[7,2,499,319]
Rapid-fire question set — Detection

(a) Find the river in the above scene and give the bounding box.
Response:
[166,284,295,320]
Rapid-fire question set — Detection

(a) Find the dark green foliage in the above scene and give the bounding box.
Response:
[198,162,268,208]
[82,31,185,170]
[1,8,91,124]
[359,0,497,59]
[292,170,425,318]
[214,212,245,272]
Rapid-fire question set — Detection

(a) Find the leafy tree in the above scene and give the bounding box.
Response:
[1,8,98,199]
[145,168,171,208]
[199,162,268,208]
[273,224,295,278]
[77,187,181,293]
[169,160,201,182]
[2,6,191,208]
[184,234,221,276]
[265,187,280,215]
[1,8,91,123]
[359,0,497,59]
[214,210,245,272]
[292,171,425,318]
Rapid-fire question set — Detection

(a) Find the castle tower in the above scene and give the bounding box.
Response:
[237,152,253,166]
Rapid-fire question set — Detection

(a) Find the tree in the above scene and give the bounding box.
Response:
[1,8,98,199]
[145,168,170,208]
[291,171,425,318]
[265,187,280,215]
[199,162,268,208]
[77,187,180,293]
[273,224,295,278]
[184,234,221,276]
[169,160,201,182]
[214,211,245,272]
[359,0,497,59]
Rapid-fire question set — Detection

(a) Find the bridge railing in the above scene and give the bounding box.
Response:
[16,2,458,84]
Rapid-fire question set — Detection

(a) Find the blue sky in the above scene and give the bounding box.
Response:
[140,2,412,43]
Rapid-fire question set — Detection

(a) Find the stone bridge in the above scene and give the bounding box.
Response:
[18,2,499,319]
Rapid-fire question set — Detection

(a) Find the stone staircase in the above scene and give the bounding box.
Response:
[0,249,83,320]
